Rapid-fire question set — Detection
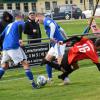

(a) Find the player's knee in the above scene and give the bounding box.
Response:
[57,56,63,65]
[45,54,53,61]
[21,60,29,69]
[1,62,9,70]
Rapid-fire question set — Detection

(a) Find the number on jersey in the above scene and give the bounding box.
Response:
[77,44,90,53]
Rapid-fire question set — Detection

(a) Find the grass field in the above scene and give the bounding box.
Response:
[40,18,100,37]
[1,19,100,100]
[0,63,100,100]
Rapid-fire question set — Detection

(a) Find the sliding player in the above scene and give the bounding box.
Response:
[42,36,100,85]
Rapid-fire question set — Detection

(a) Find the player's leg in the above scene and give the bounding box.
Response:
[56,48,70,84]
[21,60,39,88]
[56,44,72,85]
[46,64,52,81]
[45,43,60,81]
[43,59,71,85]
[0,50,10,79]
[45,49,53,81]
[41,47,56,82]
[44,61,61,71]
[58,62,79,85]
[8,47,39,88]
[0,63,8,79]
[57,49,79,85]
[44,48,54,81]
[41,44,67,82]
[41,46,57,65]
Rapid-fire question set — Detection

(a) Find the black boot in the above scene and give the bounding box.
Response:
[58,72,68,80]
[58,66,74,80]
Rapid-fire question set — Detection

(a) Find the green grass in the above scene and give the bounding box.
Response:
[0,19,100,100]
[40,18,100,38]
[23,18,100,40]
[0,63,100,100]
[58,20,87,35]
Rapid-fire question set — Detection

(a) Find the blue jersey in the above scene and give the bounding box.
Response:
[43,17,64,41]
[2,20,24,50]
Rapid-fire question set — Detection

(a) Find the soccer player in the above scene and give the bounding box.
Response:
[36,14,68,82]
[0,14,39,89]
[43,36,100,85]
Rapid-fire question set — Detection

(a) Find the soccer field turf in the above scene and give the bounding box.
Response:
[0,62,100,100]
[40,19,100,37]
[1,19,100,100]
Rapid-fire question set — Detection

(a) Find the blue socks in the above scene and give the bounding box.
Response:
[25,69,34,81]
[46,64,52,79]
[0,67,5,79]
[25,69,39,88]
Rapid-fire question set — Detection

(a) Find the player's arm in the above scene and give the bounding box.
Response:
[24,22,29,34]
[18,24,24,46]
[49,22,57,43]
[59,36,82,45]
[18,24,23,39]
[63,36,82,43]
[59,27,68,39]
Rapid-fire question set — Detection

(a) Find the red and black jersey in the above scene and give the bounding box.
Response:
[68,37,99,64]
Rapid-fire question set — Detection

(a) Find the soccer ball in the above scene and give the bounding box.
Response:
[37,75,47,86]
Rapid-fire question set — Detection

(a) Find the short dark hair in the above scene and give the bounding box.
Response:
[2,11,13,22]
[95,38,100,47]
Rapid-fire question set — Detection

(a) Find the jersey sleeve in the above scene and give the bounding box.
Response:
[49,22,56,39]
[17,21,25,39]
[18,21,25,30]
[44,18,52,27]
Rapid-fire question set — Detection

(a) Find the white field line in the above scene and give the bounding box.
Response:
[0,65,95,83]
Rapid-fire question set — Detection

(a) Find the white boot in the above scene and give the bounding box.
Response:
[59,77,70,86]
[63,77,70,84]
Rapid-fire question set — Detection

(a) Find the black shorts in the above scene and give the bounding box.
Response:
[60,49,71,71]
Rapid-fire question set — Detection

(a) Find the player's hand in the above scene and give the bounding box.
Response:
[58,41,63,45]
[19,40,24,46]
[50,38,57,44]
[33,29,37,33]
